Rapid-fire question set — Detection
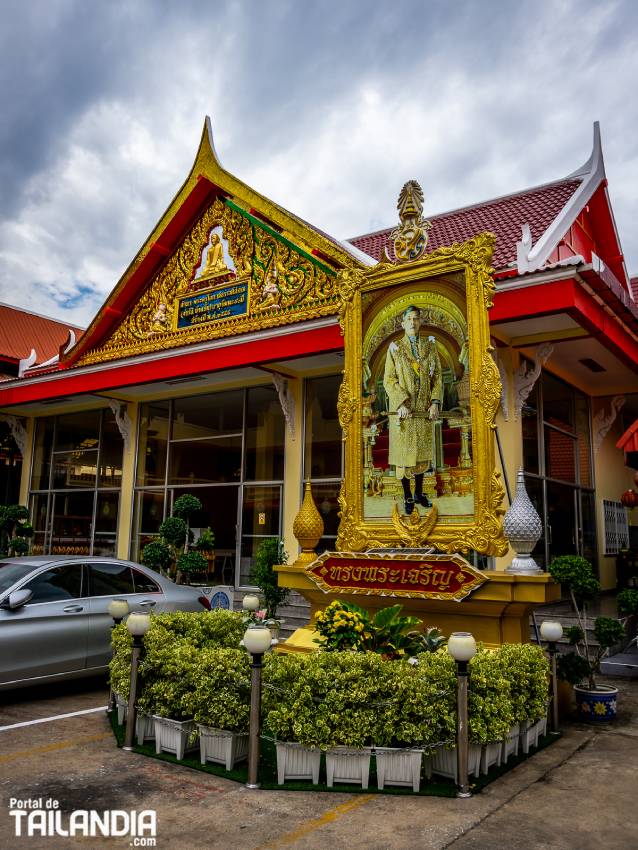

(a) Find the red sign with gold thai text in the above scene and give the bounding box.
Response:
[305,552,486,601]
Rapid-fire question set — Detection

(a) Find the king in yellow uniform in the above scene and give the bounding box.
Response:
[383,305,443,514]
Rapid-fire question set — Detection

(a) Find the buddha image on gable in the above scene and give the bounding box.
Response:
[361,285,474,523]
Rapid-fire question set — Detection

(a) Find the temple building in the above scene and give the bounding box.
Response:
[0,119,636,593]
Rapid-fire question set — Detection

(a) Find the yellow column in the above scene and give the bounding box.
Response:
[282,378,304,564]
[116,401,139,559]
[18,417,35,507]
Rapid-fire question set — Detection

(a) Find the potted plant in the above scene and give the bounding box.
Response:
[138,639,200,758]
[194,527,216,580]
[373,654,454,791]
[191,647,250,770]
[468,649,514,775]
[263,653,323,784]
[549,555,625,721]
[251,538,288,637]
[494,643,549,757]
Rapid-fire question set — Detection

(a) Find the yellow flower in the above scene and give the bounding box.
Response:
[593,702,608,716]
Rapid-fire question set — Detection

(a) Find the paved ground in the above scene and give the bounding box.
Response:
[0,674,636,850]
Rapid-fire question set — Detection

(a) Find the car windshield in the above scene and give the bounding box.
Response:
[0,562,37,595]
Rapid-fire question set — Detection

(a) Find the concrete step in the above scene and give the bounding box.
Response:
[600,642,638,678]
[277,590,311,639]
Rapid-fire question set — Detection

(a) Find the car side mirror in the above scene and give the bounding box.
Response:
[1,588,33,610]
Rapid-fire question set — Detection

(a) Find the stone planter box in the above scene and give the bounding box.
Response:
[275,742,322,784]
[375,747,423,792]
[153,717,197,760]
[325,747,372,789]
[431,744,481,781]
[198,725,249,770]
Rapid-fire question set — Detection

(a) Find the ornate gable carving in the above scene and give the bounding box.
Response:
[79,199,341,365]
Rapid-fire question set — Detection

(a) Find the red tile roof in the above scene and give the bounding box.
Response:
[631,277,638,302]
[0,304,83,364]
[348,178,582,270]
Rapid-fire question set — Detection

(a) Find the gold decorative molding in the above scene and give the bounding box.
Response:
[78,199,349,365]
[335,231,508,556]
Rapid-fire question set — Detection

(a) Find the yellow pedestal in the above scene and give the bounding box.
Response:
[276,561,561,653]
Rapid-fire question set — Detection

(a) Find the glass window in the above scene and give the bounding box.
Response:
[544,426,576,484]
[31,419,53,490]
[137,402,169,487]
[99,410,123,486]
[132,568,161,593]
[304,375,343,479]
[521,383,539,474]
[239,485,281,585]
[244,386,285,481]
[172,390,243,440]
[24,564,84,603]
[542,372,575,433]
[89,562,135,596]
[0,562,39,594]
[55,411,100,452]
[50,492,93,555]
[168,436,242,484]
[575,395,592,487]
[52,450,98,489]
[29,493,49,555]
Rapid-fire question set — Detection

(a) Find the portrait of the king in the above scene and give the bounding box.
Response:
[361,287,474,522]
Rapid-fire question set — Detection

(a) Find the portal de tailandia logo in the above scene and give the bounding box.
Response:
[8,797,157,845]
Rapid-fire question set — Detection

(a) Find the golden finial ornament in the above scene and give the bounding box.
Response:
[385,179,432,263]
[293,482,325,563]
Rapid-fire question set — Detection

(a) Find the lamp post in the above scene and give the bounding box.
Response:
[106,598,129,714]
[540,620,563,734]
[448,631,477,798]
[123,612,151,752]
[242,624,272,789]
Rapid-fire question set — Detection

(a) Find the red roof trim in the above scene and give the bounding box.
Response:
[0,324,343,408]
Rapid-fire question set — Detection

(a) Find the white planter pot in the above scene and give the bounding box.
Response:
[275,742,321,784]
[519,717,544,754]
[198,725,249,770]
[153,717,197,760]
[136,713,156,746]
[374,747,423,792]
[114,693,128,726]
[480,741,503,775]
[501,723,520,763]
[325,747,372,789]
[431,744,481,781]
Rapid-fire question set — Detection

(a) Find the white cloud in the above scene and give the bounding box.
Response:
[0,0,637,327]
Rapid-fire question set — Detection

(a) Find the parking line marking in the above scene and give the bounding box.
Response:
[0,732,112,764]
[0,705,108,732]
[255,794,375,850]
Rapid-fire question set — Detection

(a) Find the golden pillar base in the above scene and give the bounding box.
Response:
[276,561,560,652]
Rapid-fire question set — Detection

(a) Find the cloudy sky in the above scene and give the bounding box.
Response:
[1,0,637,328]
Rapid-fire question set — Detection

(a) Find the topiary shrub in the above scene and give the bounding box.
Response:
[466,649,514,744]
[159,516,187,549]
[549,554,625,689]
[142,540,172,575]
[177,550,208,576]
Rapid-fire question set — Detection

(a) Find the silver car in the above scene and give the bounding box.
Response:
[0,556,212,690]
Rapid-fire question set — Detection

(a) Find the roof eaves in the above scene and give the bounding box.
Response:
[517,123,605,275]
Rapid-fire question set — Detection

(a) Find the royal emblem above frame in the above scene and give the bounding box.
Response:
[335,229,508,556]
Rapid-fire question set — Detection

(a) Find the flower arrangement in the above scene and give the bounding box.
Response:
[314,600,445,659]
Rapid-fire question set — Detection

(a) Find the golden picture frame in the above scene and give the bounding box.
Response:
[335,233,508,556]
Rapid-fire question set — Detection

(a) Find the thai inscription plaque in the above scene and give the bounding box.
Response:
[305,551,487,601]
[175,279,249,329]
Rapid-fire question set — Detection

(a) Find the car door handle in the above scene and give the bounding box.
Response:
[63,605,84,613]
[138,600,157,608]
